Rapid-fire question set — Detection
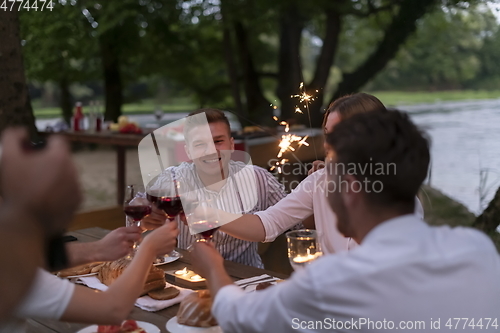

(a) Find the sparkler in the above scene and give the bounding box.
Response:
[270,118,309,173]
[270,84,319,174]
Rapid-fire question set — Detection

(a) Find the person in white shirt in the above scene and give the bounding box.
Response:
[191,109,500,332]
[1,221,178,333]
[220,93,423,254]
[142,108,287,268]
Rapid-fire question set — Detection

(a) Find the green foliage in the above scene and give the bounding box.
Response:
[20,2,99,83]
[366,3,498,90]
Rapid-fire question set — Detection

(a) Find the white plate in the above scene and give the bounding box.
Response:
[77,320,160,333]
[166,317,222,333]
[153,250,182,266]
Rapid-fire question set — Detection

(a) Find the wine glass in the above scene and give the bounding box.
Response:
[286,229,323,271]
[147,176,184,263]
[123,184,151,259]
[188,199,220,243]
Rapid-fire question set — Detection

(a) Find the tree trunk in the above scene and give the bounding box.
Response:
[331,0,438,101]
[59,76,73,125]
[306,8,342,127]
[276,2,304,122]
[99,33,123,122]
[0,11,37,137]
[473,186,500,234]
[220,0,245,124]
[234,21,273,126]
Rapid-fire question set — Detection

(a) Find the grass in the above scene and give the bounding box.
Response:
[420,185,500,252]
[33,98,197,119]
[370,90,500,107]
[34,90,500,119]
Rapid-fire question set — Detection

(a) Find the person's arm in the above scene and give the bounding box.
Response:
[221,171,318,242]
[65,226,142,267]
[190,242,318,333]
[60,221,179,324]
[0,128,81,321]
[0,205,45,321]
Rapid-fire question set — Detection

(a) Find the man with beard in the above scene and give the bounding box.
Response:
[190,110,500,332]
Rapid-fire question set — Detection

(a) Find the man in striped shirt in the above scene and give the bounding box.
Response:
[143,108,286,268]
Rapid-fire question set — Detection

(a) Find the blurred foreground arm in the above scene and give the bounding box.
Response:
[66,226,142,266]
[61,222,179,324]
[0,128,81,320]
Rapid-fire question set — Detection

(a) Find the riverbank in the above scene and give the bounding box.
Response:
[371,90,500,107]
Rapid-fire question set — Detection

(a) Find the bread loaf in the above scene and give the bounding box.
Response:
[97,258,166,295]
[56,262,104,278]
[177,290,218,327]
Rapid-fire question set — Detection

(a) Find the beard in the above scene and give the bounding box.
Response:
[332,197,354,239]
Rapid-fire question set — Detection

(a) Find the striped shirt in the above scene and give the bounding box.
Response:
[151,160,286,268]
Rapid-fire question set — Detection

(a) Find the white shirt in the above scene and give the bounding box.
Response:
[213,215,500,332]
[256,168,424,254]
[0,269,75,333]
[153,161,286,267]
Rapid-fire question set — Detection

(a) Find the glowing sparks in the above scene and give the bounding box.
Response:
[292,82,316,114]
[270,118,309,173]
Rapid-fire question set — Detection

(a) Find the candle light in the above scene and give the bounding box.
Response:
[190,274,204,281]
[292,254,317,264]
[175,267,188,276]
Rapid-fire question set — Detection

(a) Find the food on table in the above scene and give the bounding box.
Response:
[177,290,218,327]
[96,319,146,333]
[109,116,142,134]
[147,286,180,300]
[97,258,165,295]
[255,281,273,290]
[55,262,104,278]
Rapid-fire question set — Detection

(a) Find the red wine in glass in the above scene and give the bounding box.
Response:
[124,205,152,221]
[192,221,219,241]
[146,193,159,204]
[199,226,220,240]
[157,196,183,220]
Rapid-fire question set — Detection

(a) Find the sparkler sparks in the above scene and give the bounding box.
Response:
[270,118,309,173]
[291,82,315,114]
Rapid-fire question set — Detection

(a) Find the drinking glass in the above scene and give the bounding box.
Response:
[188,199,220,243]
[286,229,323,271]
[123,184,151,259]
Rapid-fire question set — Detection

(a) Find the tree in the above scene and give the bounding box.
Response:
[0,11,37,136]
[20,4,99,124]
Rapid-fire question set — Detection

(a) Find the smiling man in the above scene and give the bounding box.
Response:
[191,110,500,332]
[143,108,287,268]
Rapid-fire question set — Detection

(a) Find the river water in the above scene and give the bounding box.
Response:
[401,98,500,215]
[37,99,500,215]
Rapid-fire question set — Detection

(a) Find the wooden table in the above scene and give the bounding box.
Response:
[28,227,289,333]
[41,131,144,205]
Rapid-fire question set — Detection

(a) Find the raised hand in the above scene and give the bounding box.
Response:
[0,128,81,237]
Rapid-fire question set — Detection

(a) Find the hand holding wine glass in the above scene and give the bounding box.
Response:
[123,184,152,258]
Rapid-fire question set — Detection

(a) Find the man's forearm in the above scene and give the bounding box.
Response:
[66,241,101,267]
[219,214,266,242]
[206,264,234,298]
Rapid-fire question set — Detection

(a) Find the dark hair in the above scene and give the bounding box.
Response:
[325,109,430,208]
[184,108,231,140]
[323,93,387,130]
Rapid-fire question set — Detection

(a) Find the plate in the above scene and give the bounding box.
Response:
[77,320,160,333]
[153,250,182,266]
[166,317,222,333]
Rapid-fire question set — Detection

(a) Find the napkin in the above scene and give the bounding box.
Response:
[77,276,194,311]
